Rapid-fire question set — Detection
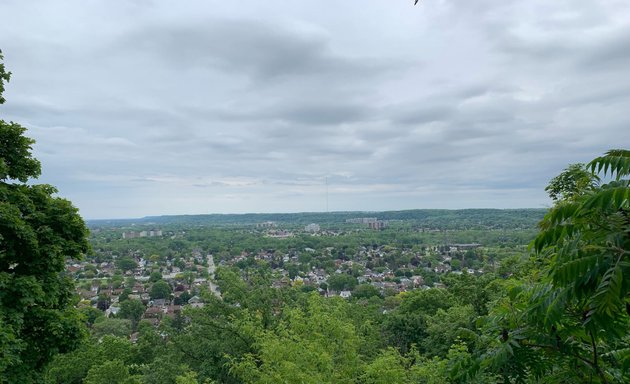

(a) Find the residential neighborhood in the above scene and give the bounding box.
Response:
[68,217,510,329]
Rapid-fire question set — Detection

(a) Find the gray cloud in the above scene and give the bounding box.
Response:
[110,18,395,86]
[0,0,628,218]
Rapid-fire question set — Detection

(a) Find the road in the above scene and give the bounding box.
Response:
[207,254,221,298]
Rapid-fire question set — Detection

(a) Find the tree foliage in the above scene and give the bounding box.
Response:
[545,163,599,202]
[84,359,137,384]
[91,318,132,339]
[0,50,90,382]
[478,149,630,383]
[0,50,10,105]
[326,273,357,291]
[119,299,146,330]
[150,280,172,300]
[230,294,362,384]
[116,257,138,272]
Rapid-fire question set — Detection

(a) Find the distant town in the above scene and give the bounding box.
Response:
[68,210,537,329]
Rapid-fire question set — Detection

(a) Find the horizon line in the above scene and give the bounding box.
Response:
[84,206,549,222]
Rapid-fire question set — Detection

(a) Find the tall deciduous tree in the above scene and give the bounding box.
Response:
[533,150,630,382]
[150,280,172,300]
[544,163,599,202]
[116,257,138,272]
[480,150,630,383]
[119,299,146,330]
[0,50,90,382]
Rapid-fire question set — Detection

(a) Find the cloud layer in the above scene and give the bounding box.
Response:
[1,0,628,219]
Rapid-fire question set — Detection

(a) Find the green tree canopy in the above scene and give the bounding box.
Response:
[0,49,90,382]
[352,284,382,300]
[150,280,172,300]
[479,149,630,383]
[544,163,599,202]
[84,359,136,384]
[0,50,9,104]
[91,318,132,339]
[118,299,146,330]
[149,271,163,283]
[80,306,105,328]
[327,273,358,291]
[116,257,138,272]
[230,294,362,384]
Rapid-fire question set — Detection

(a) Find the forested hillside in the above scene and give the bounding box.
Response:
[88,208,546,230]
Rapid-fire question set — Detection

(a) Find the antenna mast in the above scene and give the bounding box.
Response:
[325,176,329,213]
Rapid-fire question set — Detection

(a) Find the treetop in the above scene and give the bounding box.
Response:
[0,49,11,104]
[0,52,41,182]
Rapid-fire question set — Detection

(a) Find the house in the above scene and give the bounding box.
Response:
[144,307,163,319]
[112,288,124,296]
[448,243,482,251]
[371,282,385,290]
[106,306,120,317]
[150,299,166,307]
[383,282,398,291]
[411,276,425,287]
[399,278,414,289]
[339,290,352,299]
[164,305,181,315]
[434,264,450,273]
[188,296,204,308]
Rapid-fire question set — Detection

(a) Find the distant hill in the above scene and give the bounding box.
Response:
[87,208,547,230]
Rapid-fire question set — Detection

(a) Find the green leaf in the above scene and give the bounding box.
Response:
[588,149,630,180]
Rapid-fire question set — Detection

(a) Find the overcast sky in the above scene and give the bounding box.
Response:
[1,0,629,219]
